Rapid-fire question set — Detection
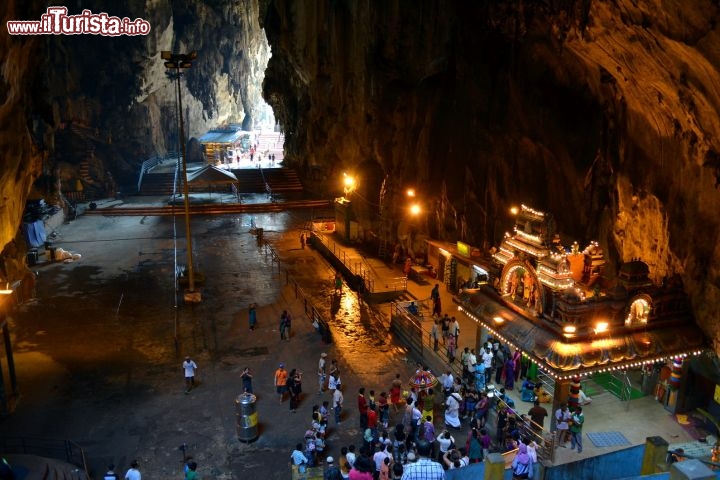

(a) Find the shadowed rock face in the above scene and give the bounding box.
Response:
[260,0,720,352]
[1,0,719,350]
[0,0,269,283]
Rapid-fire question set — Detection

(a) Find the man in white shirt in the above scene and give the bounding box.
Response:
[318,352,327,394]
[449,317,460,343]
[124,460,141,480]
[345,445,357,468]
[333,384,344,425]
[441,370,454,398]
[464,349,477,383]
[182,356,198,394]
[481,347,494,385]
[411,402,423,441]
[401,440,445,480]
[373,444,391,475]
[290,443,308,465]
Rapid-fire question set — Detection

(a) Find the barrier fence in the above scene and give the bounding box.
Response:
[0,436,90,478]
[259,240,332,343]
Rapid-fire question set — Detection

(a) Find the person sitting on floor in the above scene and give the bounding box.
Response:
[533,384,552,403]
[521,379,536,402]
[407,302,419,316]
[578,387,592,405]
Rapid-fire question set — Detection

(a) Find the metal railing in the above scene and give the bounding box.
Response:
[592,371,633,409]
[137,151,177,192]
[258,240,332,342]
[390,303,465,382]
[621,370,633,410]
[491,390,557,464]
[0,436,90,478]
[536,370,555,399]
[309,230,376,293]
[386,277,409,293]
[388,305,558,464]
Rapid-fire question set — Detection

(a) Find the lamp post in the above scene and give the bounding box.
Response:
[342,172,356,198]
[162,50,200,302]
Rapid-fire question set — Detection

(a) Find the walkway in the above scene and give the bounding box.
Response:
[309,229,713,466]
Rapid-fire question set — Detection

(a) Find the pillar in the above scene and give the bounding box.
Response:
[484,452,505,480]
[475,323,483,354]
[669,459,716,480]
[549,377,571,431]
[641,436,669,475]
[3,322,17,396]
[568,376,581,410]
[0,356,6,415]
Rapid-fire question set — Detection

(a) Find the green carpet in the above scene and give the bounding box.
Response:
[581,380,603,397]
[589,373,645,400]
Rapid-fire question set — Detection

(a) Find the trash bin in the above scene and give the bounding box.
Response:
[235,392,258,442]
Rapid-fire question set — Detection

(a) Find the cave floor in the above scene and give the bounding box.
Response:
[0,196,707,479]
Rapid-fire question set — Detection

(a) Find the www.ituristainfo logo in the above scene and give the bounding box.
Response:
[7,6,151,36]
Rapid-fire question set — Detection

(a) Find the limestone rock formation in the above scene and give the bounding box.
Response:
[1,0,719,351]
[0,0,269,282]
[260,0,720,352]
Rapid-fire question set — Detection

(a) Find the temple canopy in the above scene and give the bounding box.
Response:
[458,288,707,380]
[186,164,238,186]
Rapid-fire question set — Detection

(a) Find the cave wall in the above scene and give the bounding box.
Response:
[2,0,719,350]
[260,0,720,352]
[1,0,269,200]
[0,0,269,278]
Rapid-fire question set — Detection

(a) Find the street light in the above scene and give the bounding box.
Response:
[162,50,200,302]
[343,173,356,197]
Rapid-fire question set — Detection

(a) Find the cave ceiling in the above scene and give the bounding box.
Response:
[1,0,719,352]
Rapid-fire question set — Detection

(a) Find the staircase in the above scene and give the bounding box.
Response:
[70,122,97,157]
[231,168,303,194]
[139,173,176,195]
[232,169,266,193]
[263,168,302,192]
[255,131,285,163]
[78,160,92,183]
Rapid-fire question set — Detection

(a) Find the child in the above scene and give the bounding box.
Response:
[379,456,391,480]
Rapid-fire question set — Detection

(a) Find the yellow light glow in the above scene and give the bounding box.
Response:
[563,325,576,333]
[551,341,583,356]
[343,173,355,189]
[590,337,623,349]
[493,316,504,324]
[406,189,415,197]
[594,322,609,334]
[510,206,519,216]
[410,204,421,216]
[0,290,12,295]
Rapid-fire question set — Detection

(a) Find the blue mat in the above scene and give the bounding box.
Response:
[586,431,631,447]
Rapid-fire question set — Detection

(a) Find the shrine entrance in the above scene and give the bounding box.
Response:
[499,259,545,316]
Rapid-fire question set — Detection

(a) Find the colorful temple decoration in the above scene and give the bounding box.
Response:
[669,357,683,390]
[568,376,581,408]
[410,369,438,390]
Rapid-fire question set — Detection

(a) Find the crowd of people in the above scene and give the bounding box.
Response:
[285,345,559,479]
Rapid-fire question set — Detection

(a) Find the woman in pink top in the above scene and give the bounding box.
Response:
[348,456,374,480]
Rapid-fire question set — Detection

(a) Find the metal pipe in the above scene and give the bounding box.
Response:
[176,70,195,294]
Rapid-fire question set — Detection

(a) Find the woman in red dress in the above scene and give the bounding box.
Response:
[390,374,402,413]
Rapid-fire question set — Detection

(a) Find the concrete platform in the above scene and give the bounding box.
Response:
[0,197,707,480]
